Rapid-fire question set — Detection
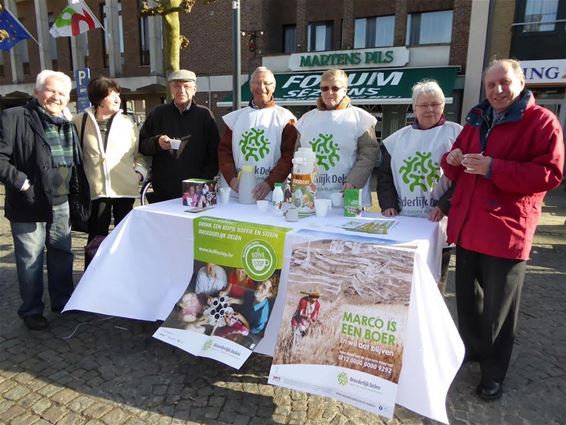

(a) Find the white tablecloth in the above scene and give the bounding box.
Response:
[65,199,463,424]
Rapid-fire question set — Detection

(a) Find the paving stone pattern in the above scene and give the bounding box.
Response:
[1,185,565,425]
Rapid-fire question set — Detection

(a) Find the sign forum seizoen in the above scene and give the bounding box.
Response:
[274,67,458,103]
[219,67,459,106]
[288,47,409,71]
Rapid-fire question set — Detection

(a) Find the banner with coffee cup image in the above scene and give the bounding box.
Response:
[153,217,291,368]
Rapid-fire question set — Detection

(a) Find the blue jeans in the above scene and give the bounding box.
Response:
[11,202,75,317]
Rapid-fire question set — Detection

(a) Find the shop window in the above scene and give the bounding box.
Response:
[283,25,296,54]
[406,10,453,46]
[101,1,124,68]
[139,15,150,65]
[307,21,333,52]
[523,0,559,32]
[354,16,394,48]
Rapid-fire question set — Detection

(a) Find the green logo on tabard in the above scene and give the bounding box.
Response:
[399,151,440,192]
[337,372,348,386]
[309,133,340,171]
[241,240,277,281]
[239,127,270,161]
[202,339,213,351]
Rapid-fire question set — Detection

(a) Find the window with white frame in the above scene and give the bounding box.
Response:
[406,10,453,45]
[283,25,296,53]
[101,1,124,67]
[524,0,559,32]
[307,21,332,52]
[354,16,394,48]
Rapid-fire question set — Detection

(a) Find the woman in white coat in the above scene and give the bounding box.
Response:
[73,77,148,243]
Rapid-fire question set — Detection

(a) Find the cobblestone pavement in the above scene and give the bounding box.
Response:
[1,184,565,425]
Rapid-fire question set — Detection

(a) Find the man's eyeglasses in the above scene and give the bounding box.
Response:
[320,86,344,92]
[415,102,443,109]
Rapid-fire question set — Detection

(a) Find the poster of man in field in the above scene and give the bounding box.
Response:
[270,233,417,417]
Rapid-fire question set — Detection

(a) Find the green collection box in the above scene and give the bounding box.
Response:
[343,188,363,217]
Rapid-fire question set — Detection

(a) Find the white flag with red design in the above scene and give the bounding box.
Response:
[49,1,103,38]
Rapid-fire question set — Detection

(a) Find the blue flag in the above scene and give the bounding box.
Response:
[0,9,31,51]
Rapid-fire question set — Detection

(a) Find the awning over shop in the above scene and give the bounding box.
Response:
[218,66,459,107]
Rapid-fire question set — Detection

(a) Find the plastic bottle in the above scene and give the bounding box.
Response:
[272,183,284,216]
[238,165,256,204]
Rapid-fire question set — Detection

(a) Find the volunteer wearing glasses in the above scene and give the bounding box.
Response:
[218,66,297,200]
[377,80,462,292]
[139,69,220,202]
[295,68,379,203]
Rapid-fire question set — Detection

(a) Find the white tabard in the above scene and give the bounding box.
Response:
[383,122,462,217]
[223,105,296,187]
[296,106,376,205]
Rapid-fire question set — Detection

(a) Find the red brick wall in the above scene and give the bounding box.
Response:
[450,0,471,69]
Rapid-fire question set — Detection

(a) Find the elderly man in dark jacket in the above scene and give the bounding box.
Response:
[0,70,78,330]
[139,69,220,202]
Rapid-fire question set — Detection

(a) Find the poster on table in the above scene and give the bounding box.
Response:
[154,217,291,368]
[268,230,416,418]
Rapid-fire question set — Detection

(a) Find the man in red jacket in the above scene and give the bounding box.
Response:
[441,59,564,401]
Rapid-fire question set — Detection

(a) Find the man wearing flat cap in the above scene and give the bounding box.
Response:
[139,69,220,202]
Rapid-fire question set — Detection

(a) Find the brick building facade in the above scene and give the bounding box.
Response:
[182,0,473,137]
[0,0,480,137]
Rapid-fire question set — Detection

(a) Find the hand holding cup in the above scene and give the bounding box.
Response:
[169,139,182,150]
[462,153,491,176]
[446,148,464,166]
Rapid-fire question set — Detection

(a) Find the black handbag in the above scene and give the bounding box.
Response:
[69,113,91,233]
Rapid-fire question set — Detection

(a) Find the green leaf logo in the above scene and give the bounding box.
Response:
[239,128,270,161]
[202,339,214,351]
[309,133,340,171]
[337,372,348,386]
[399,151,440,192]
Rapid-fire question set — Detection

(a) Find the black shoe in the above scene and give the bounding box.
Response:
[476,381,503,401]
[51,306,64,313]
[22,314,49,331]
